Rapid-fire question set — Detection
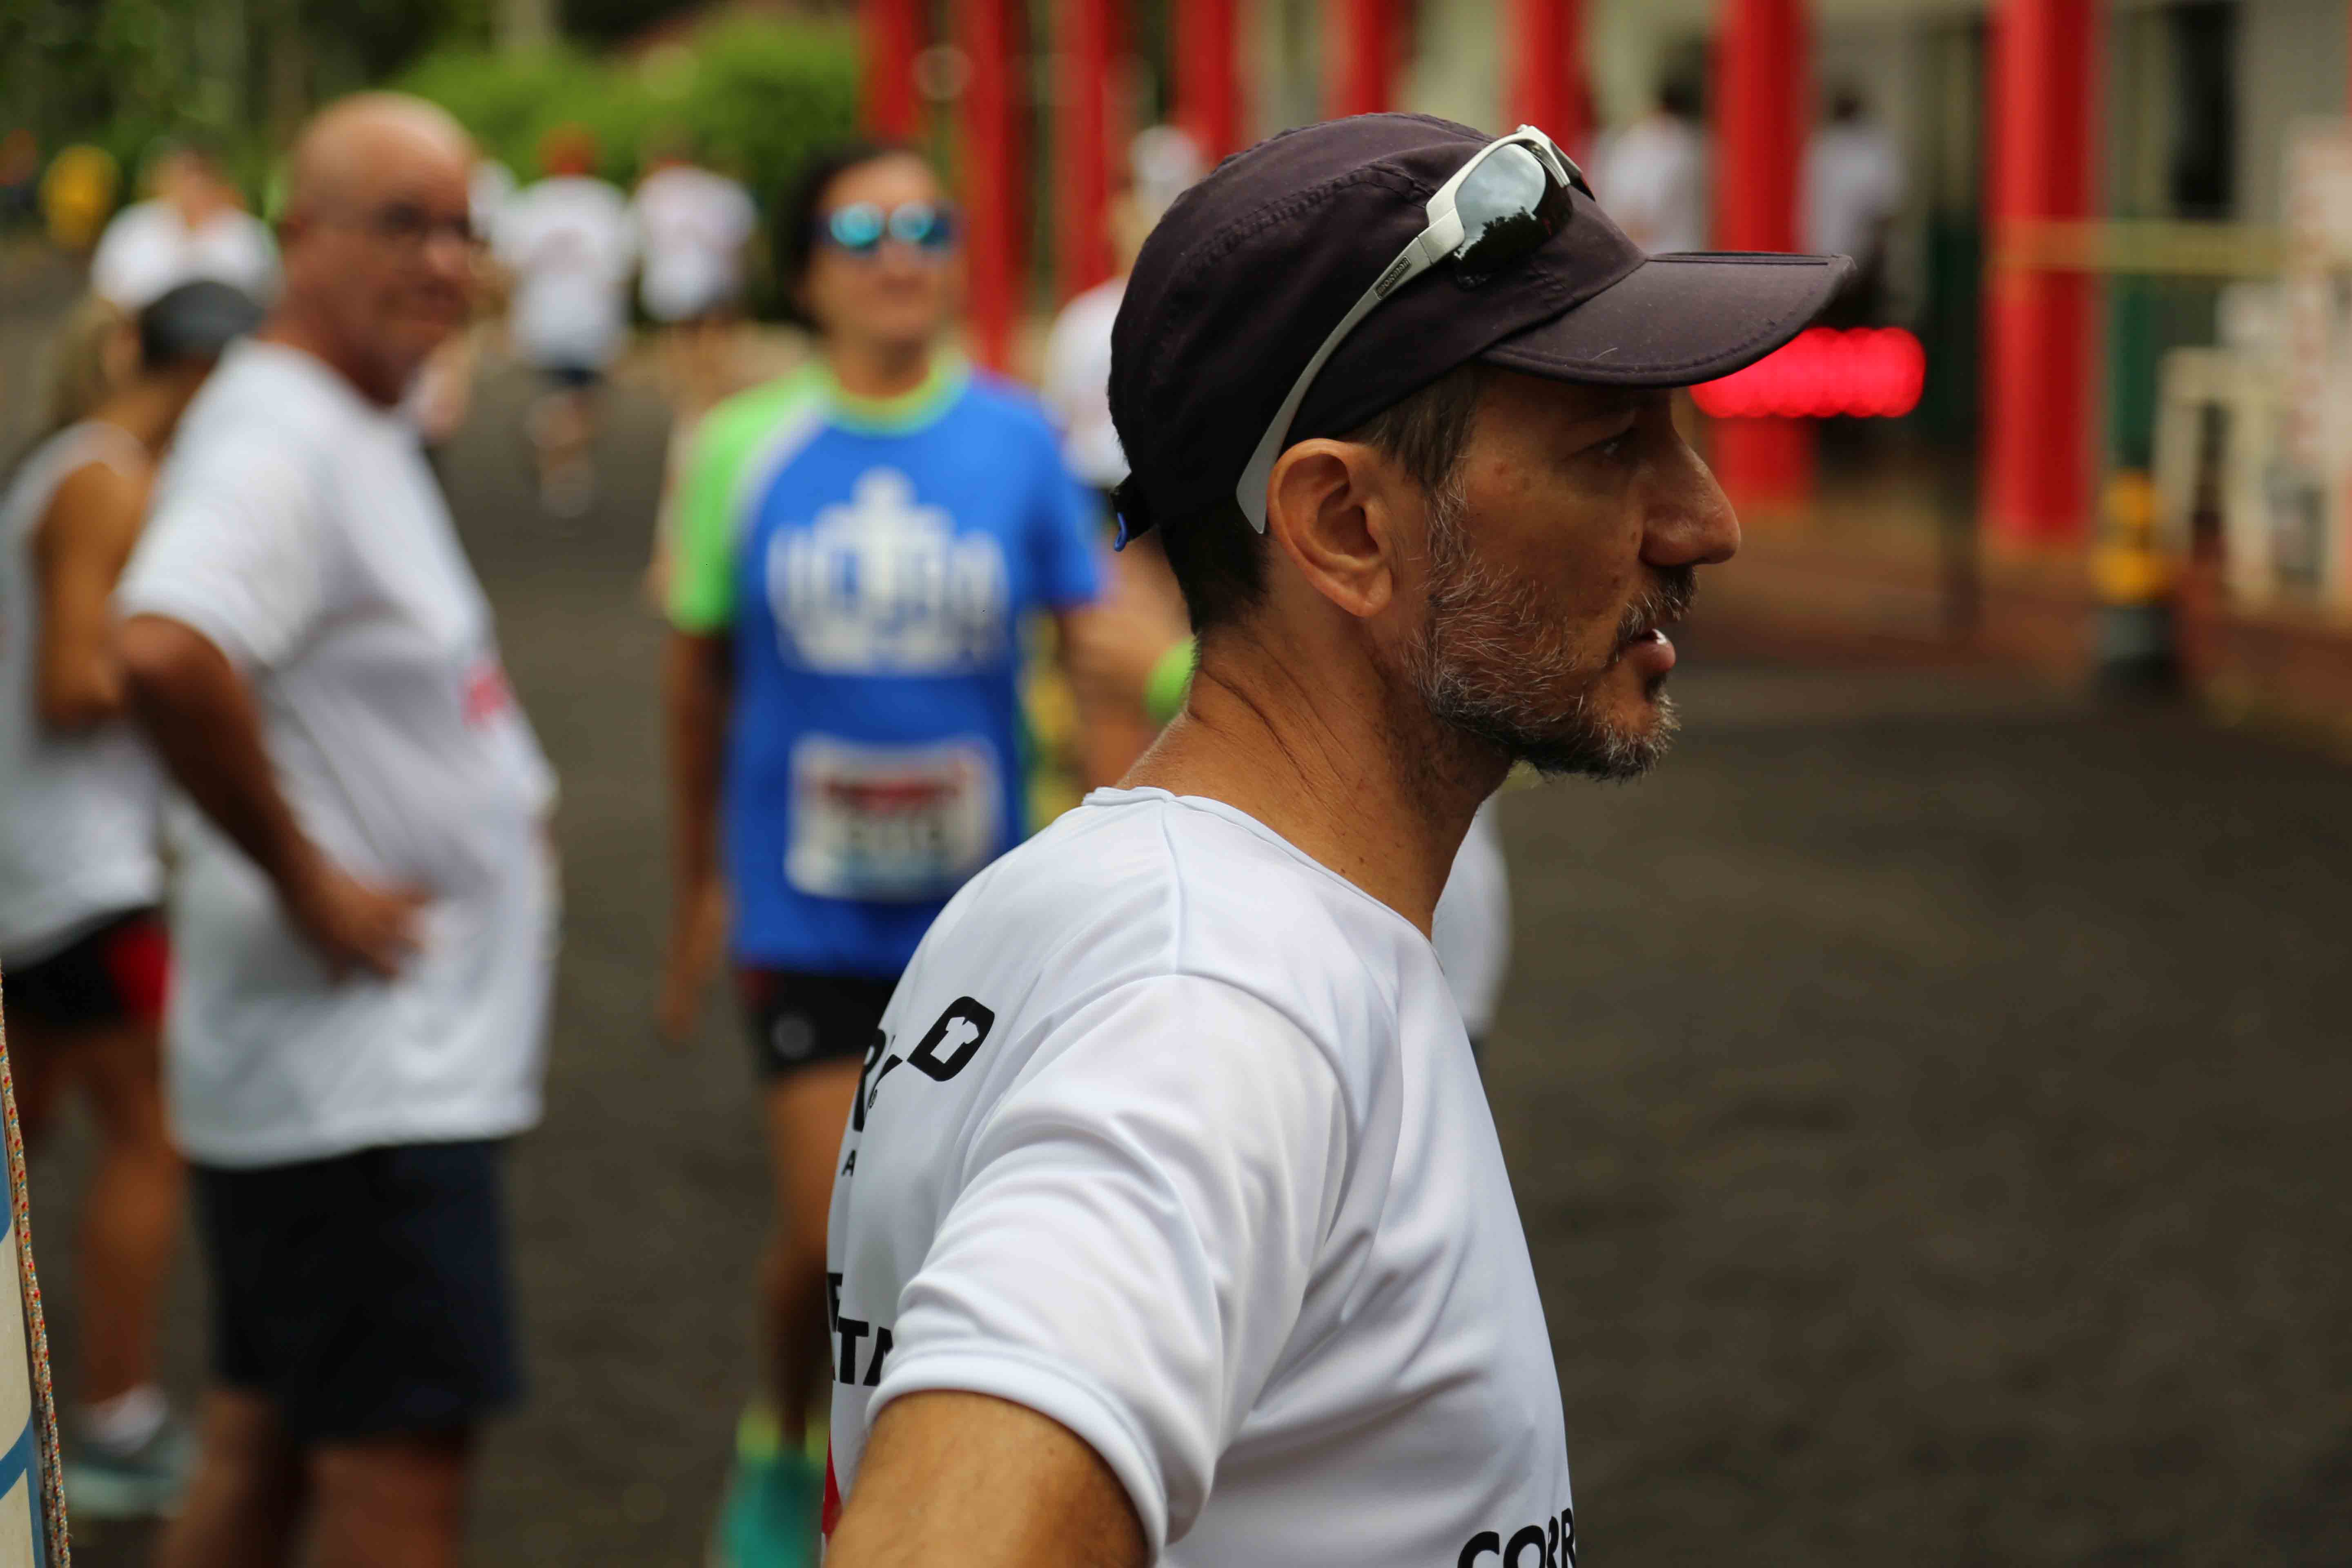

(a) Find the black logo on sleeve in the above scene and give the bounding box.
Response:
[856,998,997,1126]
[907,997,994,1080]
[1458,1508,1576,1568]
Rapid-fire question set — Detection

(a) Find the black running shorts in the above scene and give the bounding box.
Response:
[193,1140,521,1443]
[735,967,897,1082]
[2,908,169,1030]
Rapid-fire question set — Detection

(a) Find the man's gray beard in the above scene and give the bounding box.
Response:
[1405,490,1687,782]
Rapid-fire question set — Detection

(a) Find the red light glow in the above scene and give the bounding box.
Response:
[1692,327,1926,420]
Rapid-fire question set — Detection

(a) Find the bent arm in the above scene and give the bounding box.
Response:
[117,614,321,895]
[827,1391,1146,1568]
[31,461,147,731]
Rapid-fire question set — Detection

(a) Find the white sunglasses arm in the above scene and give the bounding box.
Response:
[1234,214,1463,530]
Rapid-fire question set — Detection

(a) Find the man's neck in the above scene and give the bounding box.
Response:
[1124,632,1505,936]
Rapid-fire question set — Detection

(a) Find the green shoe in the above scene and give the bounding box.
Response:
[712,1410,823,1568]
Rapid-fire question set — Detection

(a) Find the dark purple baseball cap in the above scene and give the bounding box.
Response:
[1108,112,1852,539]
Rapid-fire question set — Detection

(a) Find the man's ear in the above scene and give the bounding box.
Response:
[1263,438,1405,621]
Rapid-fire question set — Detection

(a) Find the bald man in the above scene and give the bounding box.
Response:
[116,94,557,1568]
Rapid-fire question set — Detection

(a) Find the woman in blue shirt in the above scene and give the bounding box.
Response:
[659,142,1101,1566]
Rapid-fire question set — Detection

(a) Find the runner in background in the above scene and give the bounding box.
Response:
[1039,125,1203,782]
[1592,81,1709,255]
[658,140,1103,1568]
[633,134,758,608]
[495,123,636,517]
[1804,85,1905,327]
[89,144,277,312]
[633,133,757,410]
[0,280,260,1520]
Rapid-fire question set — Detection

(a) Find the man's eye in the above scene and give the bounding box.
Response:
[1591,429,1636,464]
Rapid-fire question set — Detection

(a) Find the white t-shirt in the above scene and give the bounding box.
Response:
[0,423,163,961]
[1432,800,1511,1040]
[631,165,756,324]
[496,176,637,371]
[89,200,278,311]
[1038,276,1127,490]
[827,787,1575,1566]
[1804,122,1904,263]
[116,341,558,1167]
[1594,116,1708,255]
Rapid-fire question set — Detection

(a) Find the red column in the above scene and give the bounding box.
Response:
[1984,0,2098,543]
[1507,0,1588,160]
[860,0,923,139]
[1056,0,1117,299]
[1176,0,1242,160]
[1710,0,1813,506]
[958,0,1025,370]
[1325,0,1396,120]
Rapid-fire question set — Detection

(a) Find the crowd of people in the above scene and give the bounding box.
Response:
[0,64,1861,1568]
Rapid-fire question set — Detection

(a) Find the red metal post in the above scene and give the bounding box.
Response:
[1056,0,1117,298]
[1176,0,1242,160]
[1507,0,1588,160]
[1984,0,2098,543]
[1710,0,1814,506]
[1325,0,1396,120]
[860,0,923,140]
[958,0,1025,370]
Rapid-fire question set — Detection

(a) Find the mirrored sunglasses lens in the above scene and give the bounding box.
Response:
[829,203,885,249]
[888,203,942,246]
[1451,143,1570,281]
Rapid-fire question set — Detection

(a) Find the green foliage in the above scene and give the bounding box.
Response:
[397,20,858,206]
[399,45,650,185]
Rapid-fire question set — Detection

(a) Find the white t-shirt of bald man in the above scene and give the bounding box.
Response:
[827,786,1575,1568]
[116,339,559,1168]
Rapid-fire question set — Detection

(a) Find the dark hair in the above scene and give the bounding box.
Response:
[137,281,261,372]
[1163,362,1489,634]
[775,139,931,331]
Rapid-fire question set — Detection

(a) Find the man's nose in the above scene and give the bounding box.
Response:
[1642,448,1741,569]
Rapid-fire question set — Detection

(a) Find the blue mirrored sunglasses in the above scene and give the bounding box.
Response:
[817,201,957,255]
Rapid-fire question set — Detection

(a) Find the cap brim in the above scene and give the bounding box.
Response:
[1479,251,1854,388]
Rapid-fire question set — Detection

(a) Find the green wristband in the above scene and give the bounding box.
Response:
[1144,637,1197,726]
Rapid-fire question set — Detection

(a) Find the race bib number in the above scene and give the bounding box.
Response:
[786,736,1001,902]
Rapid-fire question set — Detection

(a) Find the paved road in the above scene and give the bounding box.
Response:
[11,268,2348,1565]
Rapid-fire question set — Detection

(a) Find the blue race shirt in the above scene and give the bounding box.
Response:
[669,359,1101,976]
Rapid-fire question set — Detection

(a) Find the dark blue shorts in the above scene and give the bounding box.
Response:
[192,1140,521,1443]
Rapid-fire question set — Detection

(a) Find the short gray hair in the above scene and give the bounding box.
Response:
[1162,362,1490,633]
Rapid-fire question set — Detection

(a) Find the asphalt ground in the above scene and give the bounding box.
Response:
[7,253,2348,1565]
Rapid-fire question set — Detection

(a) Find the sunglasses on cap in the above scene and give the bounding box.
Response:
[1233,125,1592,530]
[814,200,958,256]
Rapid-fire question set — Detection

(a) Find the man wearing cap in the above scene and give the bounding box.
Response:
[822,113,1847,1566]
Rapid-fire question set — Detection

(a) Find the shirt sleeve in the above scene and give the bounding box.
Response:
[664,408,750,633]
[116,437,326,671]
[872,975,1350,1555]
[1028,423,1105,612]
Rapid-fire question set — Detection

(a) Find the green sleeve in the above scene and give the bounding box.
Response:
[666,375,820,634]
[1144,636,1197,726]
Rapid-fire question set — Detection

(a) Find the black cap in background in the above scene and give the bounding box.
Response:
[1109,112,1852,537]
[137,280,263,370]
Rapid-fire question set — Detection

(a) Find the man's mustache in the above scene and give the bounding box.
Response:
[1617,567,1697,647]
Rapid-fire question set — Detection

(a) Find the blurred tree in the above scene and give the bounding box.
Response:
[0,0,483,199]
